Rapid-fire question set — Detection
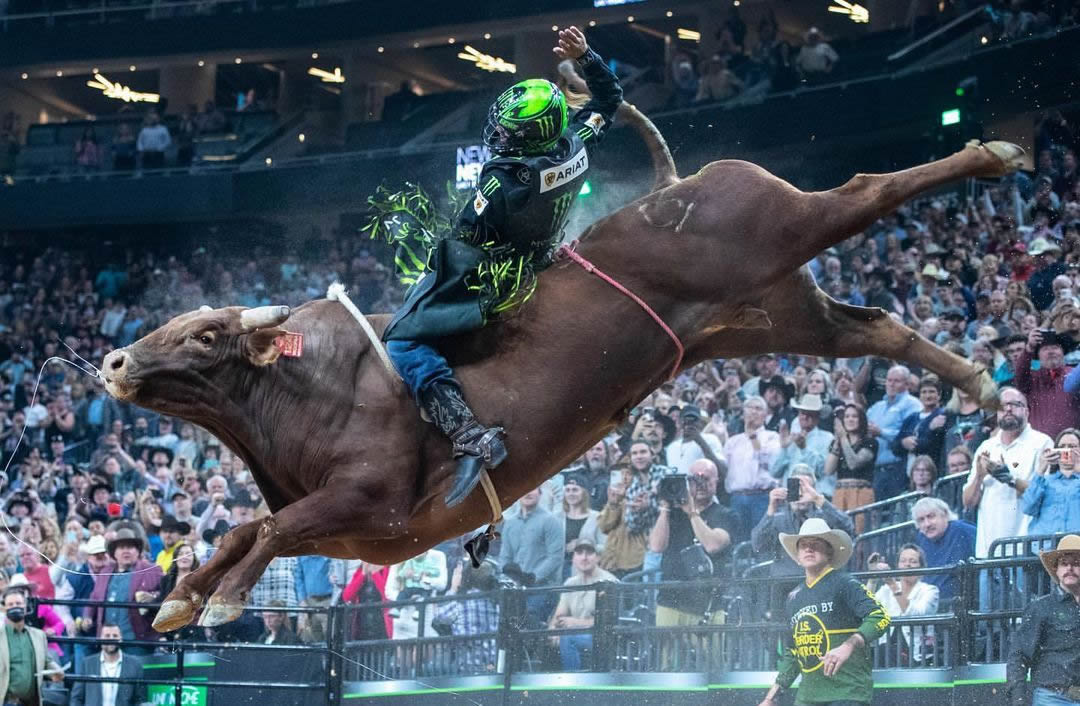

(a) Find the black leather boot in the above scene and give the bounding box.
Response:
[421,382,508,507]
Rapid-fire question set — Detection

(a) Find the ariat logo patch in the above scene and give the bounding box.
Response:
[585,113,606,133]
[473,190,489,215]
[539,147,589,194]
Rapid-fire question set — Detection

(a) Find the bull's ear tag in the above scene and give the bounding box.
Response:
[274,331,304,357]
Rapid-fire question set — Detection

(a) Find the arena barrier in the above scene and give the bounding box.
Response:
[36,553,1052,704]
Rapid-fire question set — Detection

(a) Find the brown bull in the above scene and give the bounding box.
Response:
[101,106,1019,630]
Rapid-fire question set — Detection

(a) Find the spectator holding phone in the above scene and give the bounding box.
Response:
[1014,328,1078,437]
[1022,427,1080,535]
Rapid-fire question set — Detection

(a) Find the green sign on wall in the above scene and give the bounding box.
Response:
[147,684,208,706]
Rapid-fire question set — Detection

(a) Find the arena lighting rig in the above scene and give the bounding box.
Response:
[828,0,869,23]
[456,45,517,73]
[307,66,345,83]
[676,28,700,42]
[86,73,160,103]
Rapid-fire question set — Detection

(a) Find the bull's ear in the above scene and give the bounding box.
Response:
[245,327,285,366]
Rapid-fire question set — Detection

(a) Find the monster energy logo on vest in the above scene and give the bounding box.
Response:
[540,147,589,193]
[551,192,575,236]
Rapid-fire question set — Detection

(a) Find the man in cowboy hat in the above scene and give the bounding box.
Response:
[1006,535,1080,705]
[1015,327,1078,438]
[154,515,192,573]
[761,376,797,433]
[773,394,834,483]
[758,518,890,706]
[85,529,162,653]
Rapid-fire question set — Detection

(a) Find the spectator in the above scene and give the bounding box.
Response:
[554,472,605,578]
[867,365,922,501]
[758,519,889,706]
[574,440,612,510]
[1015,327,1078,438]
[85,529,162,654]
[864,268,903,317]
[772,393,833,483]
[942,387,992,459]
[136,110,171,170]
[111,123,136,171]
[912,496,975,604]
[548,539,617,671]
[0,587,63,703]
[1023,428,1080,535]
[342,562,391,640]
[153,514,191,572]
[73,126,102,172]
[69,622,145,706]
[258,601,301,645]
[294,555,345,643]
[1005,534,1080,706]
[498,488,563,588]
[197,101,226,133]
[433,560,500,673]
[761,376,796,432]
[794,27,838,81]
[155,542,200,642]
[694,55,743,104]
[870,544,939,665]
[665,404,725,476]
[909,455,938,495]
[15,544,54,600]
[251,556,299,611]
[724,396,780,540]
[1027,237,1066,311]
[894,375,948,472]
[176,106,198,167]
[752,467,854,577]
[649,459,736,630]
[964,387,1051,559]
[595,473,645,578]
[669,52,698,108]
[825,403,879,534]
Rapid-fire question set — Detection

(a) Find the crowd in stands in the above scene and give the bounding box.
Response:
[4,105,1080,679]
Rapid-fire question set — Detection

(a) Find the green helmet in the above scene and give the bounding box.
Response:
[483,79,568,155]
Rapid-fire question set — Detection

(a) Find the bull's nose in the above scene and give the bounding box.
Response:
[106,350,127,373]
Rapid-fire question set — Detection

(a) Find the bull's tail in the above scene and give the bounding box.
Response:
[615,102,679,192]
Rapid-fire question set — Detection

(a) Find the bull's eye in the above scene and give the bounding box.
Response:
[195,333,214,346]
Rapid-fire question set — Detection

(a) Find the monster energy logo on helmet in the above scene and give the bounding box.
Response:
[483,79,568,155]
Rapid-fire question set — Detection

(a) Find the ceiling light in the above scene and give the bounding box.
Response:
[733,0,739,5]
[307,66,345,83]
[298,133,305,143]
[311,52,319,59]
[129,65,136,71]
[677,28,701,41]
[448,37,456,44]
[198,60,205,67]
[483,32,491,39]
[627,15,634,22]
[980,35,988,44]
[413,41,420,48]
[828,0,869,23]
[265,157,272,165]
[92,67,99,73]
[552,25,559,31]
[666,10,673,16]
[588,20,596,27]
[377,46,384,53]
[56,70,63,77]
[235,57,242,64]
[20,73,27,79]
[457,44,517,73]
[87,73,160,103]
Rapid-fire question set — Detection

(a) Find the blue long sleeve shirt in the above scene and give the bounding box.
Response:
[1022,470,1080,536]
[867,393,922,466]
[295,555,335,602]
[915,520,976,602]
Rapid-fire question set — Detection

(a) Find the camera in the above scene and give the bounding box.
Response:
[658,470,690,506]
[787,477,802,502]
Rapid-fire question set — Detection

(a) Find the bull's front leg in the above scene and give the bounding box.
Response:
[153,520,262,632]
[197,481,411,627]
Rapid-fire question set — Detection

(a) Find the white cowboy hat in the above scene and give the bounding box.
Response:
[80,535,108,556]
[779,518,853,569]
[790,394,824,413]
[1029,237,1062,256]
[1040,534,1080,581]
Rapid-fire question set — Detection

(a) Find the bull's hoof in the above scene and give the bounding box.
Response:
[966,139,1025,176]
[198,596,246,627]
[153,599,197,633]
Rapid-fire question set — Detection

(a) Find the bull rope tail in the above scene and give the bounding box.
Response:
[325,283,504,528]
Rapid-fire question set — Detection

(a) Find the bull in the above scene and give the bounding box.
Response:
[101,105,1018,630]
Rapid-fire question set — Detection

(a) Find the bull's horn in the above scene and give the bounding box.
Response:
[240,305,291,330]
[199,305,213,312]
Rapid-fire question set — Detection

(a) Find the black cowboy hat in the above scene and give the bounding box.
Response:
[867,267,894,288]
[226,490,257,509]
[760,375,795,402]
[652,412,678,444]
[148,446,174,465]
[107,528,145,555]
[159,514,192,535]
[89,480,113,497]
[4,492,34,515]
[1034,330,1077,355]
[202,519,231,545]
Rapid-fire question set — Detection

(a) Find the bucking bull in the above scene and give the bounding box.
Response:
[100,103,1020,631]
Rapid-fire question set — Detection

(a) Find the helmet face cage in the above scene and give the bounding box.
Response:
[483,79,568,155]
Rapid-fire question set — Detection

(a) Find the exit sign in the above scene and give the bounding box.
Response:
[941,109,961,126]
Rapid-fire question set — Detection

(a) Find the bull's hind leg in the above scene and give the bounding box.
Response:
[152,520,261,632]
[776,289,997,409]
[805,140,1023,254]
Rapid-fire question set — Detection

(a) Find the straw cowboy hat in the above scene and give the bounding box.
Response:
[779,518,854,569]
[791,394,824,414]
[1039,534,1080,581]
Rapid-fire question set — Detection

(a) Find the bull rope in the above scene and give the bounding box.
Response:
[325,283,503,526]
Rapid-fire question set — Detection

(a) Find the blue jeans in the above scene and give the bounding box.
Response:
[730,492,770,542]
[559,633,593,671]
[1033,687,1080,705]
[386,340,456,402]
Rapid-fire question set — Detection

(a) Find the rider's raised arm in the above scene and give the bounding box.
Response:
[570,49,623,146]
